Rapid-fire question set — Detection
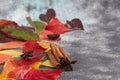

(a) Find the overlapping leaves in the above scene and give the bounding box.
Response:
[0,8,84,42]
[0,8,84,80]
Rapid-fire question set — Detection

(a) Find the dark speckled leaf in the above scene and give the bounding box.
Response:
[39,8,56,23]
[67,18,84,30]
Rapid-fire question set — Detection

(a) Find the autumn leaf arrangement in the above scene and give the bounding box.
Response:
[0,8,84,80]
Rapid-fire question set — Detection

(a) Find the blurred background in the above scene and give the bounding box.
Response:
[0,0,120,80]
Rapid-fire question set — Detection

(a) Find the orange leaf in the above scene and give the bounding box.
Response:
[0,54,13,64]
[0,61,15,79]
[0,41,25,50]
[45,18,70,34]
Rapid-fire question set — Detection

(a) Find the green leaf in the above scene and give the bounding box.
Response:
[26,17,46,34]
[33,21,46,34]
[1,26,39,40]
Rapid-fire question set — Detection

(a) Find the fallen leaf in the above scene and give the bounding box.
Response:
[39,8,56,23]
[39,30,61,41]
[8,66,63,80]
[0,54,13,64]
[0,41,25,50]
[0,33,13,43]
[37,41,51,52]
[41,60,54,68]
[67,18,84,30]
[1,25,39,41]
[37,41,50,49]
[22,40,46,55]
[0,30,25,43]
[27,17,46,34]
[0,50,23,57]
[0,19,18,28]
[45,18,70,34]
[31,62,42,69]
[13,56,44,67]
[47,34,60,40]
[0,61,15,80]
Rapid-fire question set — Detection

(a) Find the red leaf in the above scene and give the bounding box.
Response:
[45,18,70,34]
[8,66,63,80]
[22,40,46,55]
[13,56,43,67]
[0,19,18,28]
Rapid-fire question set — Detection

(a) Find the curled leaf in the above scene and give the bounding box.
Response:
[45,18,70,34]
[47,34,60,40]
[39,8,56,23]
[67,18,84,30]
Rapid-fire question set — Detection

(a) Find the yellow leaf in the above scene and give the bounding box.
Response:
[31,62,42,69]
[41,60,54,68]
[37,41,51,52]
[0,50,23,57]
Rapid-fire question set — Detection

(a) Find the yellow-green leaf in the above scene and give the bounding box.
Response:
[1,25,39,41]
[27,17,46,34]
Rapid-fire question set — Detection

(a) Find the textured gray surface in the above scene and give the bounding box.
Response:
[0,0,120,80]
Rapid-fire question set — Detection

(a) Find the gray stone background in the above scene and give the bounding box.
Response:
[0,0,120,80]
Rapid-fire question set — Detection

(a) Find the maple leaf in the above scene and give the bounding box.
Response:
[8,66,63,80]
[22,40,46,55]
[45,18,70,34]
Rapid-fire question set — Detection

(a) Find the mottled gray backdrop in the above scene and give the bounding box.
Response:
[0,0,120,80]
